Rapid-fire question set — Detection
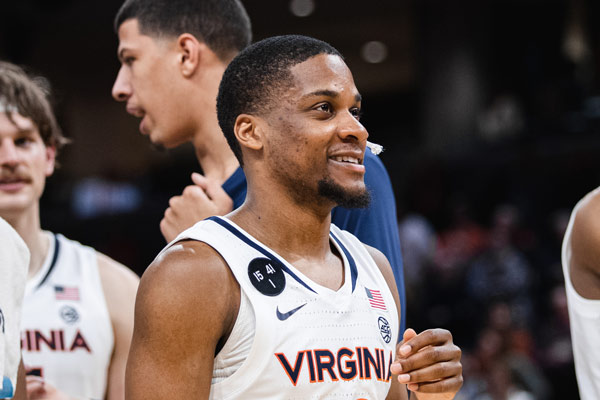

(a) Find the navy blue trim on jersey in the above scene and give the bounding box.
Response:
[207,216,317,294]
[36,233,60,290]
[330,232,358,293]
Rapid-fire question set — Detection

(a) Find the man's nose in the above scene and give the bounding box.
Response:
[112,66,132,102]
[338,111,369,143]
[0,139,19,166]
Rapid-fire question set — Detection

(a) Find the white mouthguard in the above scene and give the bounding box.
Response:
[366,141,384,155]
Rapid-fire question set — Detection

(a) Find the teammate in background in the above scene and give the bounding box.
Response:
[0,62,139,400]
[0,217,29,400]
[562,187,600,400]
[126,34,462,399]
[111,0,407,332]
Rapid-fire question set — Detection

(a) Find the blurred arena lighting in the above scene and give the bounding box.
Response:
[289,0,315,17]
[72,177,142,219]
[361,41,388,64]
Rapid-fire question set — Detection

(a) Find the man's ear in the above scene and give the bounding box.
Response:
[44,146,56,177]
[176,33,202,78]
[234,114,264,153]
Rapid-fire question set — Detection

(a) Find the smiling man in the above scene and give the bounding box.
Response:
[0,61,139,400]
[126,35,462,400]
[111,0,407,334]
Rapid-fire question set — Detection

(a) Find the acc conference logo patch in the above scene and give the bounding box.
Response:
[378,316,391,343]
[248,257,286,296]
[60,306,79,324]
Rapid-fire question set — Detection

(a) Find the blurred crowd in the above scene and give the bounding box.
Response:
[399,200,576,400]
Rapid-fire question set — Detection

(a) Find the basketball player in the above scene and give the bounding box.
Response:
[111,0,408,332]
[562,187,600,400]
[126,35,462,399]
[0,217,29,399]
[0,62,139,399]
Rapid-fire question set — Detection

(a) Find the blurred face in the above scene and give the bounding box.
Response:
[112,19,192,148]
[260,54,370,209]
[0,112,55,215]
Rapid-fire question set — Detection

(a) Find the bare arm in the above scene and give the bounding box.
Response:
[11,359,27,400]
[96,253,140,400]
[125,240,239,399]
[568,188,600,300]
[365,246,463,400]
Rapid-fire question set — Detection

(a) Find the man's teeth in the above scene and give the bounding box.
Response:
[332,156,359,164]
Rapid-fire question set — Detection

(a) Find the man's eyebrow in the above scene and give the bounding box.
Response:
[302,90,362,103]
[7,127,36,137]
[14,126,35,135]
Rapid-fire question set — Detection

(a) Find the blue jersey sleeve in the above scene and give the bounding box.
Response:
[331,151,406,332]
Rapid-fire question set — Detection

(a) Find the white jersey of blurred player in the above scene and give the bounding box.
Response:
[21,233,113,399]
[0,217,29,399]
[562,198,600,400]
[169,216,399,399]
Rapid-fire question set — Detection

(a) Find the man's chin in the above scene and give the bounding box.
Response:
[318,178,371,209]
[149,141,168,153]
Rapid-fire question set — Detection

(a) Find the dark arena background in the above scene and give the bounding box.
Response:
[2,1,599,398]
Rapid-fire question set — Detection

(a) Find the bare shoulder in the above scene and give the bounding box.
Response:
[570,187,600,268]
[568,187,600,299]
[96,252,140,294]
[572,187,600,233]
[125,240,238,397]
[135,240,239,327]
[140,240,233,295]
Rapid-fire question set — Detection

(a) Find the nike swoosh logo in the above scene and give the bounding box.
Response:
[276,303,307,321]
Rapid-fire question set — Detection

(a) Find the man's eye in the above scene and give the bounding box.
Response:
[124,57,135,66]
[351,108,362,120]
[15,137,32,147]
[316,103,332,113]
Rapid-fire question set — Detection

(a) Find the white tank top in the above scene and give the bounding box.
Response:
[172,216,399,399]
[0,217,29,398]
[562,207,600,400]
[20,232,114,400]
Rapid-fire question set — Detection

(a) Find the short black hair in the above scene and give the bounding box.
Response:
[216,35,342,166]
[114,0,252,62]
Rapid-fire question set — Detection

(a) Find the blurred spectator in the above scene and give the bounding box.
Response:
[397,212,435,311]
[465,204,534,329]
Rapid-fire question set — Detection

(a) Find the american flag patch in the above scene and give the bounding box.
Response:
[365,287,386,311]
[54,286,80,301]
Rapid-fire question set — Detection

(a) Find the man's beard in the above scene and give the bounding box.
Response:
[318,177,371,209]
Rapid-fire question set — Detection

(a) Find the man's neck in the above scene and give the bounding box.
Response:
[193,130,240,184]
[231,190,334,262]
[3,206,50,279]
[189,56,239,183]
[230,191,347,292]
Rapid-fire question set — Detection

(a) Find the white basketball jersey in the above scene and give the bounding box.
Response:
[562,207,600,400]
[0,217,29,398]
[20,232,114,400]
[174,216,399,399]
